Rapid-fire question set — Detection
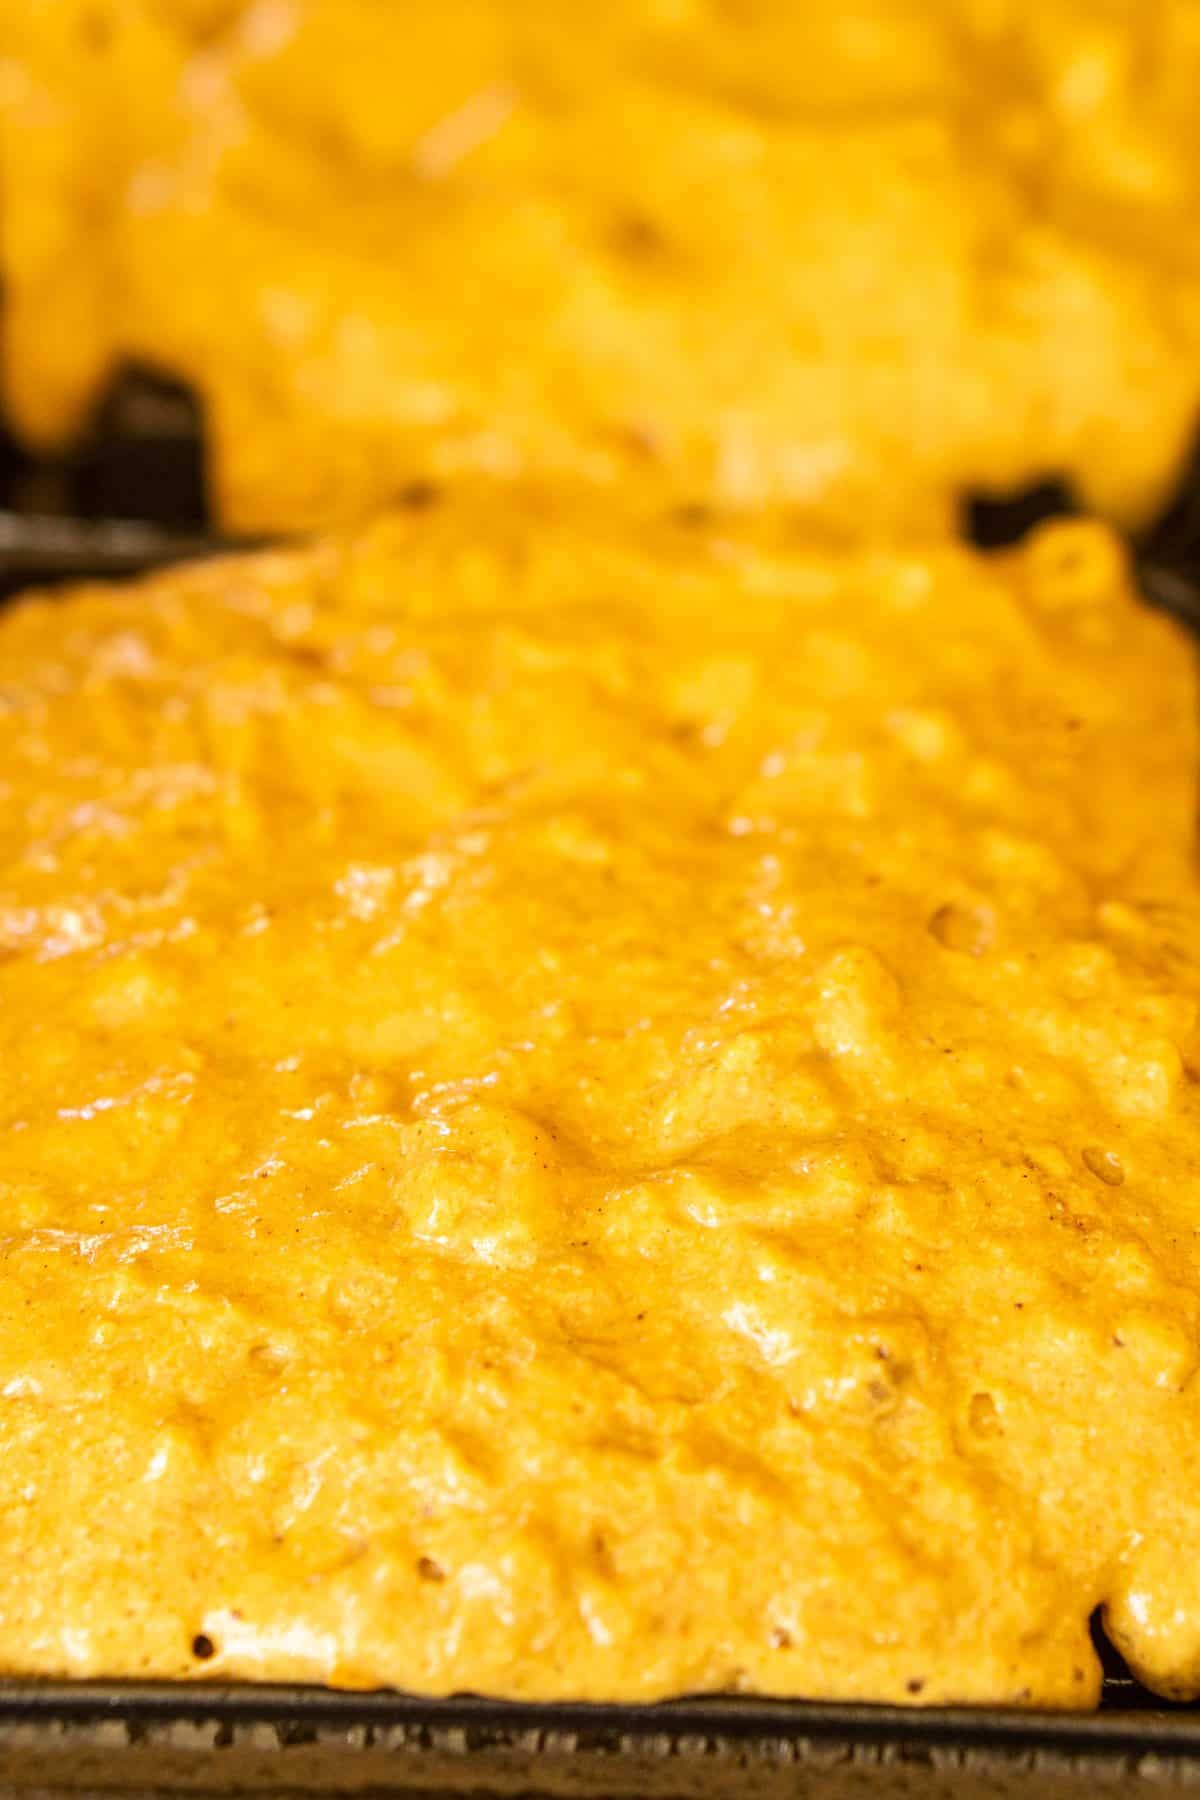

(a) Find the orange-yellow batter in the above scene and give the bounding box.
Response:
[2,500,1200,1705]
[2,1,1200,533]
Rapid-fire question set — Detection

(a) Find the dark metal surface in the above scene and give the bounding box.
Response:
[2,1676,1200,1747]
[0,510,255,591]
[2,376,1200,1791]
[2,1681,1200,1797]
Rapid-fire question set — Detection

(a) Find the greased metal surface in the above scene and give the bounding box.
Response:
[2,502,1200,1708]
[3,2,1200,533]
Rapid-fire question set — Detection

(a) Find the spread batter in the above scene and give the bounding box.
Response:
[3,1,1200,533]
[2,499,1200,1706]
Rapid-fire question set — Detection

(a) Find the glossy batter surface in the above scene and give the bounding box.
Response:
[3,1,1200,532]
[2,502,1200,1706]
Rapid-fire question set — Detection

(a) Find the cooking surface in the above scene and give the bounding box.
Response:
[1,499,1200,1708]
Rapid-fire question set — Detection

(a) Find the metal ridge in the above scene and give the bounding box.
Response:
[0,1680,1197,1753]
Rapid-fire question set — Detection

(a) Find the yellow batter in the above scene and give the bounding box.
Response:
[2,498,1200,1706]
[2,1,1200,533]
